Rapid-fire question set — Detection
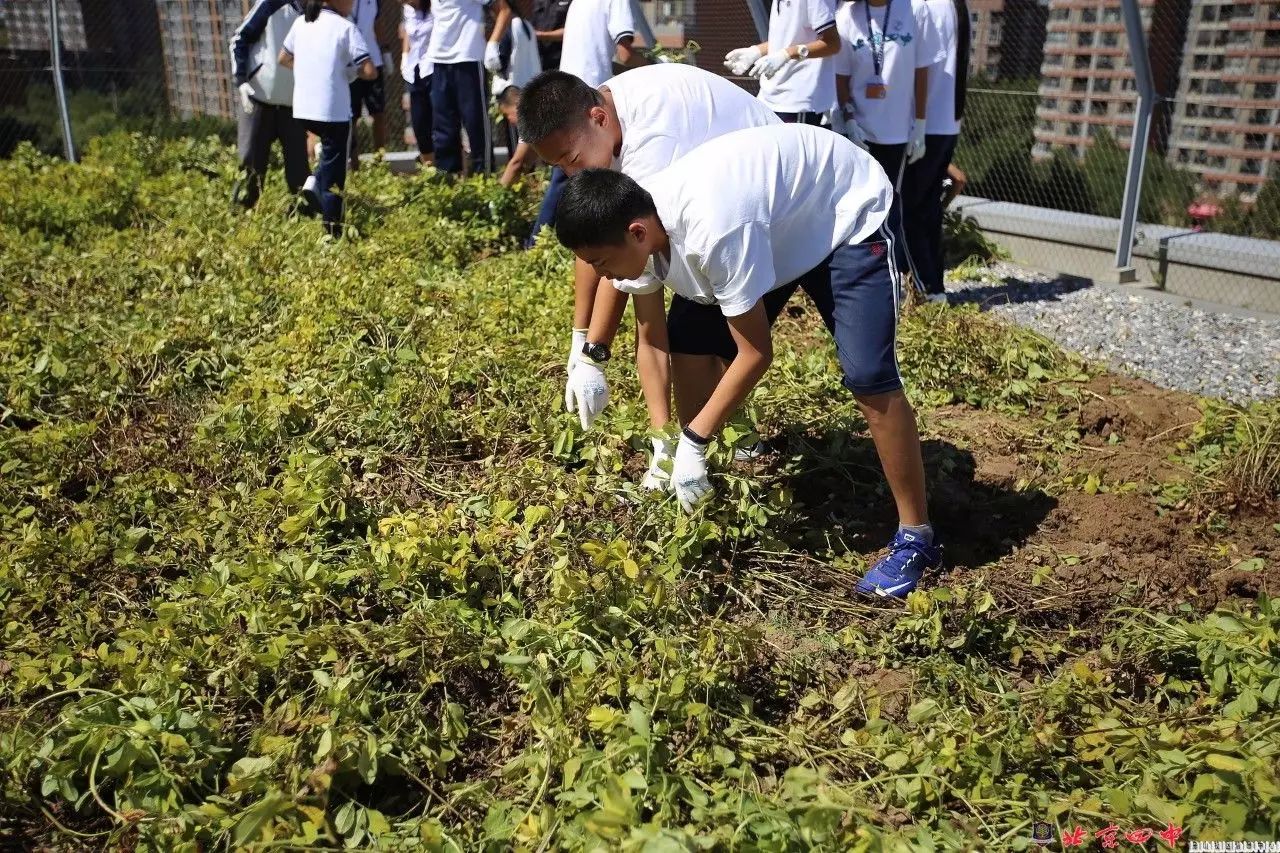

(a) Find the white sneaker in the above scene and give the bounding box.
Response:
[925,292,949,305]
[733,440,771,462]
[301,175,320,211]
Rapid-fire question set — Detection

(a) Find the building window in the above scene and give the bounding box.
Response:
[1101,31,1120,48]
[1245,133,1267,150]
[1074,54,1092,70]
[1081,8,1097,23]
[1071,77,1089,93]
[1242,159,1263,175]
[1076,31,1094,47]
[1103,8,1121,24]
[1090,101,1108,116]
[1094,78,1113,93]
[1256,81,1277,99]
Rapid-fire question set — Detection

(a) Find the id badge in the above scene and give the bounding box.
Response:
[866,77,888,100]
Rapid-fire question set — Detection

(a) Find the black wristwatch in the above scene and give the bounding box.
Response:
[682,425,711,446]
[581,341,611,364]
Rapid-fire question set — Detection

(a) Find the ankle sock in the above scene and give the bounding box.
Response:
[899,523,934,546]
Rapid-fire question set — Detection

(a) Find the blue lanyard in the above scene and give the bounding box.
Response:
[863,0,893,79]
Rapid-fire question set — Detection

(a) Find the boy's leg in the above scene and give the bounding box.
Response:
[816,230,940,595]
[316,122,350,236]
[667,290,797,425]
[527,166,567,247]
[431,65,463,174]
[348,82,364,172]
[866,142,911,281]
[232,102,271,209]
[410,76,435,162]
[455,61,491,175]
[901,135,957,296]
[278,106,310,195]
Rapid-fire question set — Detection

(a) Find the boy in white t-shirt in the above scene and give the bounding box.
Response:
[724,0,842,124]
[280,0,377,236]
[523,0,637,247]
[901,0,970,300]
[553,123,944,599]
[427,0,512,174]
[516,65,781,484]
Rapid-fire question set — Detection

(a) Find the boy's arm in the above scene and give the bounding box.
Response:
[573,257,601,330]
[499,141,534,186]
[686,302,772,439]
[631,290,672,430]
[232,0,288,84]
[586,277,629,346]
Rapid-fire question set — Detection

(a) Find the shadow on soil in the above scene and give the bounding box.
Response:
[948,273,1092,310]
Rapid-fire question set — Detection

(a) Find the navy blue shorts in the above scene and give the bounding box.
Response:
[350,67,386,117]
[666,228,903,397]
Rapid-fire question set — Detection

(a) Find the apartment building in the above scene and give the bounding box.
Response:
[0,0,90,51]
[1032,0,1190,159]
[968,0,1048,80]
[1166,0,1280,200]
[156,0,249,120]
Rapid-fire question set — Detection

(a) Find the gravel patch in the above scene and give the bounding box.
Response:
[946,263,1280,404]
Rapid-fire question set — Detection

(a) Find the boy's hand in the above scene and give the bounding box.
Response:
[673,435,711,512]
[640,435,674,491]
[565,361,609,430]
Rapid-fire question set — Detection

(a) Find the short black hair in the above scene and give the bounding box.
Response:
[517,70,604,144]
[554,169,657,250]
[497,85,521,108]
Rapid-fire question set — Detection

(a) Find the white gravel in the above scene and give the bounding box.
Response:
[946,263,1280,405]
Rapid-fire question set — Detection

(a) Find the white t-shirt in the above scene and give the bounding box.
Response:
[834,0,945,144]
[756,0,838,114]
[606,63,782,185]
[349,0,383,66]
[506,17,543,86]
[283,9,371,122]
[558,0,636,88]
[922,0,961,135]
[616,124,893,317]
[402,5,434,82]
[428,0,492,64]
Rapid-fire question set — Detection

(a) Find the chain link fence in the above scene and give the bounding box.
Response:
[3,0,1279,310]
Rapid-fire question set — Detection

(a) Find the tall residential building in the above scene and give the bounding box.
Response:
[1032,0,1190,160]
[968,0,1049,80]
[1166,0,1280,201]
[156,0,250,120]
[0,0,90,51]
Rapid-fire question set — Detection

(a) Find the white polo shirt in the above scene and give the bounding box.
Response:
[283,9,371,122]
[428,0,492,64]
[605,63,782,185]
[756,0,838,114]
[558,0,636,88]
[402,5,434,82]
[834,0,944,144]
[350,0,383,67]
[616,124,893,317]
[922,0,961,136]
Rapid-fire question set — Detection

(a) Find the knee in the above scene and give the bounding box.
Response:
[841,364,903,399]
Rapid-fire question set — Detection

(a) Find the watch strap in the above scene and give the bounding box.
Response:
[682,426,711,447]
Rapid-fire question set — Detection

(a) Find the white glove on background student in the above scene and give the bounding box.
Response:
[484,41,503,73]
[565,360,609,431]
[640,436,674,491]
[907,120,928,164]
[748,48,794,80]
[564,329,587,411]
[828,104,869,150]
[238,82,256,114]
[724,45,763,76]
[673,434,712,512]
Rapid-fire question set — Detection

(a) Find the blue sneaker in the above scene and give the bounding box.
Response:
[855,529,943,598]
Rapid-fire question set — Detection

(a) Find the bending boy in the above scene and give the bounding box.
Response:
[554,123,942,598]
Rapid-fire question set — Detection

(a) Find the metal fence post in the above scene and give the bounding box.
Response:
[745,0,770,44]
[1115,0,1153,283]
[48,0,77,163]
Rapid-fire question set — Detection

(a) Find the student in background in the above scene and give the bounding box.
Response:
[496,86,538,186]
[901,0,970,302]
[530,0,572,71]
[831,0,944,282]
[525,0,635,245]
[347,0,391,170]
[427,0,512,175]
[401,0,434,165]
[280,0,377,237]
[723,0,841,124]
[230,0,308,209]
[494,0,542,90]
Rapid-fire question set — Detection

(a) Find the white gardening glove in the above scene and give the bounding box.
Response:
[640,436,674,492]
[724,45,763,76]
[673,434,712,513]
[748,49,794,80]
[238,81,256,114]
[564,329,588,412]
[565,360,609,431]
[907,119,928,165]
[484,41,502,73]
